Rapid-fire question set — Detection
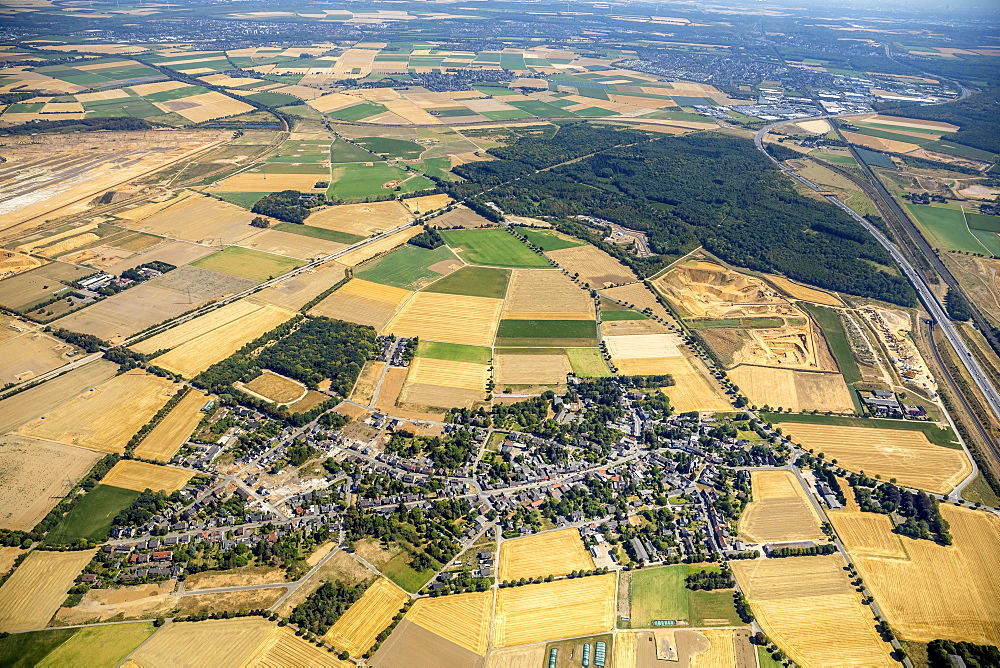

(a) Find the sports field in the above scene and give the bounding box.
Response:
[830,505,1000,646]
[440,228,552,268]
[0,549,97,632]
[493,574,615,647]
[16,370,177,453]
[731,555,894,667]
[738,470,825,544]
[625,564,740,628]
[383,292,503,347]
[100,460,192,493]
[323,578,409,655]
[498,528,595,581]
[424,266,510,299]
[133,390,208,461]
[192,245,305,282]
[406,591,492,655]
[775,422,971,494]
[356,244,461,290]
[44,484,140,545]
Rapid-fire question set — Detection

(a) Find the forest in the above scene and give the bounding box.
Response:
[289,581,367,636]
[849,474,951,545]
[251,189,316,224]
[451,128,915,306]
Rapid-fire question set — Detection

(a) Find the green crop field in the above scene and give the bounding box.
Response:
[0,628,79,668]
[759,412,960,448]
[687,317,785,329]
[967,213,1000,233]
[382,547,435,593]
[625,564,739,628]
[244,91,300,107]
[567,348,611,377]
[192,246,304,282]
[903,203,989,254]
[45,484,140,545]
[354,136,425,159]
[273,222,364,244]
[329,139,376,163]
[214,192,268,209]
[356,244,457,290]
[34,623,155,668]
[514,226,586,251]
[423,266,510,298]
[601,310,648,321]
[327,102,388,121]
[415,341,492,364]
[495,319,597,346]
[327,163,432,201]
[439,228,551,268]
[803,305,862,389]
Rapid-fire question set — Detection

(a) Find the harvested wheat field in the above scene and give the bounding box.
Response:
[493,574,615,647]
[350,360,385,405]
[133,390,209,461]
[498,528,595,581]
[656,355,731,413]
[731,555,894,668]
[134,302,296,378]
[128,617,278,667]
[407,357,489,391]
[101,460,192,493]
[601,282,672,320]
[546,245,635,288]
[487,645,546,668]
[243,625,351,667]
[0,548,96,632]
[775,423,971,494]
[0,436,102,531]
[310,278,412,329]
[605,333,684,360]
[210,170,327,193]
[382,292,503,347]
[337,227,421,267]
[830,506,1000,646]
[502,269,593,319]
[429,206,494,229]
[402,194,453,215]
[250,262,348,311]
[307,201,413,236]
[323,577,409,656]
[406,591,492,654]
[373,367,447,420]
[495,353,571,386]
[765,275,844,306]
[739,470,825,544]
[690,629,738,668]
[0,359,118,434]
[238,370,307,404]
[121,192,259,246]
[730,366,854,413]
[16,370,178,453]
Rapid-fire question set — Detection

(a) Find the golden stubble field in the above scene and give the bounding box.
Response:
[492,574,615,647]
[406,357,489,391]
[0,548,97,632]
[101,460,192,493]
[16,370,178,453]
[730,366,855,413]
[738,470,825,544]
[731,555,895,667]
[830,505,1000,646]
[502,269,593,319]
[133,390,209,461]
[310,278,412,330]
[775,422,971,495]
[498,528,595,581]
[307,201,413,236]
[133,300,296,378]
[382,292,503,347]
[323,577,409,655]
[0,436,102,531]
[406,591,492,655]
[494,353,571,386]
[545,245,635,288]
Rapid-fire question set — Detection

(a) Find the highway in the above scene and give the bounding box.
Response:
[754,120,1000,427]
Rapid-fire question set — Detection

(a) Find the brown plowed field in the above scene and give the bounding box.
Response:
[406,591,492,654]
[101,460,192,493]
[0,436,102,531]
[0,549,97,632]
[16,370,178,453]
[830,506,1000,646]
[493,574,615,647]
[133,390,209,461]
[323,577,409,656]
[775,422,971,494]
[495,353,571,386]
[382,292,503,347]
[738,470,825,544]
[502,270,592,318]
[729,366,854,413]
[399,382,483,410]
[309,278,412,329]
[731,556,894,667]
[371,620,485,668]
[498,528,595,581]
[546,245,635,288]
